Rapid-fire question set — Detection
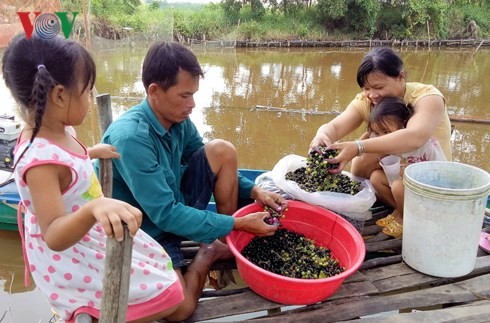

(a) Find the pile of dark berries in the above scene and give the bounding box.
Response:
[308,147,340,170]
[242,228,345,279]
[285,148,361,195]
[263,206,286,226]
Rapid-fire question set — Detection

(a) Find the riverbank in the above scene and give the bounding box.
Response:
[1,0,489,51]
[186,38,490,49]
[0,21,488,50]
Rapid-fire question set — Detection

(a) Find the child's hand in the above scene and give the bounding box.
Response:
[88,144,120,160]
[90,197,142,241]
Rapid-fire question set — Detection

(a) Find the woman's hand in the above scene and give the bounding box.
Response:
[234,211,279,236]
[309,107,363,154]
[325,141,360,174]
[89,197,142,241]
[309,132,332,153]
[250,186,288,213]
[88,143,120,160]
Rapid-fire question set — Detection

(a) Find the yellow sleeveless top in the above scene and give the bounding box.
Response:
[351,82,452,161]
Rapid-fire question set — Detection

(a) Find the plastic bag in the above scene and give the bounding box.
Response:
[255,171,366,232]
[255,172,293,199]
[270,154,376,220]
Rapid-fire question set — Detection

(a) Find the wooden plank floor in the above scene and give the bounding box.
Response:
[168,209,490,322]
[183,256,490,322]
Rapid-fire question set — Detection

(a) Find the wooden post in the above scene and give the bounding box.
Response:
[75,314,92,323]
[96,93,134,323]
[96,94,113,200]
[96,94,113,136]
[81,0,91,50]
[427,20,431,51]
[473,40,484,56]
[99,226,133,322]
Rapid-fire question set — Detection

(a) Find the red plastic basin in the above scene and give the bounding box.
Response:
[226,200,366,305]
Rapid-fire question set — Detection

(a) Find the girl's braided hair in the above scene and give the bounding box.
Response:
[2,33,96,168]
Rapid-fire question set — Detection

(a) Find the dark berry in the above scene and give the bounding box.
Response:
[242,228,344,279]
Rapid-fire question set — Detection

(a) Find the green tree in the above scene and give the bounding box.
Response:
[349,0,380,37]
[375,2,405,39]
[222,0,242,24]
[316,0,348,20]
[91,0,141,17]
[250,0,266,19]
[402,0,448,38]
[315,0,380,37]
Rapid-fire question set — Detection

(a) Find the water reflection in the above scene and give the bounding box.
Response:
[84,46,490,172]
[0,230,52,321]
[195,48,489,171]
[199,49,360,113]
[0,45,489,319]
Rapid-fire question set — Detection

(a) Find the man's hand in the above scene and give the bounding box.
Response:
[250,186,288,213]
[234,211,279,236]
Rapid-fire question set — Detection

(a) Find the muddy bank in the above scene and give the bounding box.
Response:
[187,38,490,49]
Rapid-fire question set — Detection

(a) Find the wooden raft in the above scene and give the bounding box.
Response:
[172,211,490,322]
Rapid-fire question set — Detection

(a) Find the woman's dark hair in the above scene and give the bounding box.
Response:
[142,41,204,92]
[2,33,96,143]
[357,47,404,88]
[368,96,413,133]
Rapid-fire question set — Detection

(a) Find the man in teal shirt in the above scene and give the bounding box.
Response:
[100,41,286,321]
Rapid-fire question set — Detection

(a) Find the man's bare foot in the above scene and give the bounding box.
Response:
[199,239,234,263]
[202,240,236,290]
[208,269,236,290]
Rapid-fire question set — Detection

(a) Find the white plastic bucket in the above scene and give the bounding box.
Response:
[402,161,490,277]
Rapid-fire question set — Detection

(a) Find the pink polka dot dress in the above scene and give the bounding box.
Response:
[14,138,184,322]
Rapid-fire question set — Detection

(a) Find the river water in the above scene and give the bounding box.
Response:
[1,45,489,322]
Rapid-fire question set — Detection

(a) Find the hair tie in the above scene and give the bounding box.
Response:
[37,64,46,71]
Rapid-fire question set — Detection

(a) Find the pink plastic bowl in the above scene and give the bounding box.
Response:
[226,200,366,305]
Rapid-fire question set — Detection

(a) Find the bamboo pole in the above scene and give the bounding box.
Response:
[96,93,133,323]
[473,40,484,55]
[81,0,90,50]
[427,20,431,51]
[449,116,490,125]
[255,105,490,124]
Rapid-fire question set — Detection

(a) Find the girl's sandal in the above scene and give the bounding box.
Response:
[376,214,395,227]
[382,220,403,239]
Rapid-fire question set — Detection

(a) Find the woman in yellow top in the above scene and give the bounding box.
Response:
[309,47,452,235]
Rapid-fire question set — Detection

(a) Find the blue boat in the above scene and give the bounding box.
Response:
[0,114,19,170]
[0,172,18,231]
[0,114,20,231]
[0,168,267,231]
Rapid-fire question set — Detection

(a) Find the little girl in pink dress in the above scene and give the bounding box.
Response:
[3,33,184,322]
